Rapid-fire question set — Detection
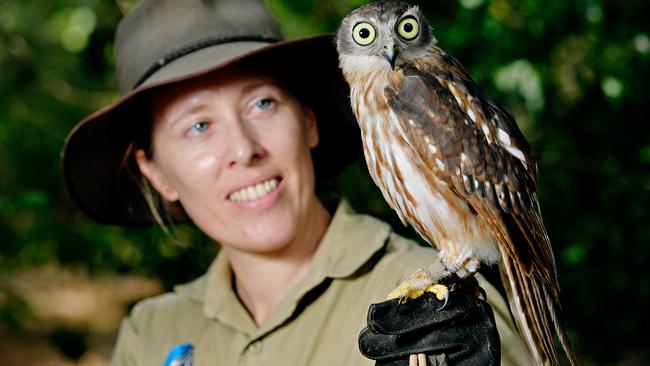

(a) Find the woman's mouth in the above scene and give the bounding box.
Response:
[228,177,280,202]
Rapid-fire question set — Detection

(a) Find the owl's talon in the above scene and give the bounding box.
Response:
[397,295,406,306]
[387,281,419,303]
[423,283,449,310]
[437,293,449,311]
[388,282,450,307]
[425,283,449,300]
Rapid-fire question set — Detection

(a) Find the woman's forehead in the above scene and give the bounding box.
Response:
[156,68,281,101]
[151,67,291,118]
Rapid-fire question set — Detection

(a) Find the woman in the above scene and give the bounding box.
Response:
[62,0,530,364]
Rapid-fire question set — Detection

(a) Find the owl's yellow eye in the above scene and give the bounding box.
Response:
[352,22,376,46]
[396,16,419,40]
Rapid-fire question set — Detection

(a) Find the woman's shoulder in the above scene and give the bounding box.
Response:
[110,276,211,365]
[127,275,207,328]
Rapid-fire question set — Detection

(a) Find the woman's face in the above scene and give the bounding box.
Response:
[136,68,321,254]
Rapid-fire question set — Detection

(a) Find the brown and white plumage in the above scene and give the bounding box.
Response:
[336,2,577,365]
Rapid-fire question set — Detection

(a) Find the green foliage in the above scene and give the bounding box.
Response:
[1,0,649,363]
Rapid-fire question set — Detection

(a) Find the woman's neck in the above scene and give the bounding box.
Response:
[225,200,331,327]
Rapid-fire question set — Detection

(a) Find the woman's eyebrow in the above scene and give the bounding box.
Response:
[167,104,209,129]
[240,80,278,95]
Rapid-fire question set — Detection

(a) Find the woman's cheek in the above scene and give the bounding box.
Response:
[163,152,222,202]
[195,152,221,171]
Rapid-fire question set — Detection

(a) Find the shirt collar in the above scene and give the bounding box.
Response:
[310,198,391,278]
[174,199,391,335]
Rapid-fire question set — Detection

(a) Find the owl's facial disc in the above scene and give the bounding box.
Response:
[336,2,436,73]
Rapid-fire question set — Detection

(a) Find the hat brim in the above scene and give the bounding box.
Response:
[62,34,361,226]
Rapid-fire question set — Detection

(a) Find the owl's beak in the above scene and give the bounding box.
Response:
[383,42,398,70]
[383,49,397,69]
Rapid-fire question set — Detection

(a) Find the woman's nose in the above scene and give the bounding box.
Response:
[227,119,264,167]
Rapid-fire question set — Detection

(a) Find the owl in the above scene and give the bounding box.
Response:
[336,2,577,365]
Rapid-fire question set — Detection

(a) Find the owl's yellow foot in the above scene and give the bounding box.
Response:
[387,282,449,306]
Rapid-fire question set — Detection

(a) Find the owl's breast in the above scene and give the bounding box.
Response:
[351,78,499,265]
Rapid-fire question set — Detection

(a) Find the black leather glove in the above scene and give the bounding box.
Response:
[358,291,500,365]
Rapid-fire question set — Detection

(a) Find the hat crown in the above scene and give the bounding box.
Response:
[115,0,283,93]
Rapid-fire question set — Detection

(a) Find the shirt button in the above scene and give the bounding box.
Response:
[248,340,262,354]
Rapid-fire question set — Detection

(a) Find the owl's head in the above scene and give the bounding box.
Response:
[336,1,436,71]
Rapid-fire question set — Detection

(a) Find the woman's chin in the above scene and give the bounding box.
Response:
[249,235,295,254]
[228,220,297,254]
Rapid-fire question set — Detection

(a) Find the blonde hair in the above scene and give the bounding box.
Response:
[121,134,186,233]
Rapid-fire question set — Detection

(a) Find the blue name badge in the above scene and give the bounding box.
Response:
[163,343,193,366]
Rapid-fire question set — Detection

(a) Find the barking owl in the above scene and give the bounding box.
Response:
[336,2,577,365]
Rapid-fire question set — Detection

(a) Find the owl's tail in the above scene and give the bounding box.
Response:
[499,254,578,366]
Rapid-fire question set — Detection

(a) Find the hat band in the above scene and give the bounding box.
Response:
[133,35,281,89]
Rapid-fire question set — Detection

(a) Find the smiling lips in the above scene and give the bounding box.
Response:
[228,178,280,202]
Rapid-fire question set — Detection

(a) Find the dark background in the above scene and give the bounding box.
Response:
[1,0,648,364]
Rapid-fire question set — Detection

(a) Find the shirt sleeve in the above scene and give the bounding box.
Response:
[110,316,140,366]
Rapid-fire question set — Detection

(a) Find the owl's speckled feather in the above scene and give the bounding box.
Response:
[336,2,577,365]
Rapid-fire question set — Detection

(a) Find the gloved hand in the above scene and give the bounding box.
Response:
[358,290,500,365]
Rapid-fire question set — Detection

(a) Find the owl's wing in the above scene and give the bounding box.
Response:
[384,52,574,364]
[385,58,554,281]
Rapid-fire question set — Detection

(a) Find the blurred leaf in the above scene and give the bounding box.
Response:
[640,145,650,164]
[561,242,589,266]
[115,0,143,14]
[493,59,544,112]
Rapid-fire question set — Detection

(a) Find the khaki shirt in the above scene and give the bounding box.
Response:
[111,200,531,365]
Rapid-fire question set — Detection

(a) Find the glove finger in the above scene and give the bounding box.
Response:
[361,326,498,365]
[368,292,484,335]
[359,325,467,361]
[359,327,399,360]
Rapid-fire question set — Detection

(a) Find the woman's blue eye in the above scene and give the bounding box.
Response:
[255,98,272,109]
[189,121,209,134]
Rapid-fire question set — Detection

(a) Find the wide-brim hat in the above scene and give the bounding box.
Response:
[62,0,360,226]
